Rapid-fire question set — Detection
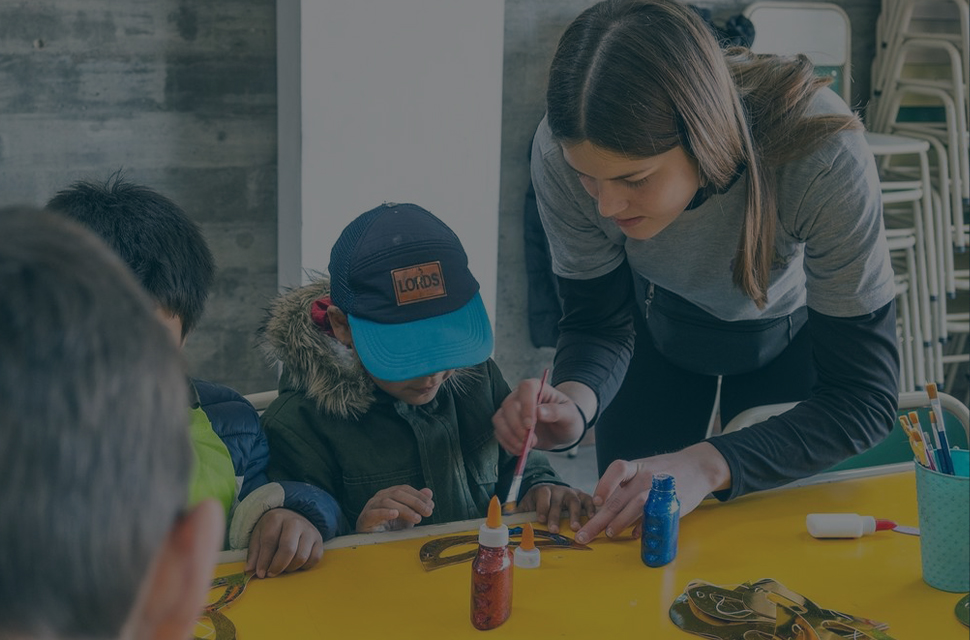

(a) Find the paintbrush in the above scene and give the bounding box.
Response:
[502,368,548,515]
[926,382,954,474]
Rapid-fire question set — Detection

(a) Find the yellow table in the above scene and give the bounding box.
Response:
[210,465,968,638]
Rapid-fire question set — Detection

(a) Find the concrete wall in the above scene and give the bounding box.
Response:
[0,0,880,396]
[0,0,280,394]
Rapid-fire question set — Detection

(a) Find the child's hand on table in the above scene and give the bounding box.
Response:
[515,483,595,534]
[356,486,435,533]
[246,508,324,578]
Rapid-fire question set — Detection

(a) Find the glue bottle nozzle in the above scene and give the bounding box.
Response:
[486,495,502,529]
[521,522,535,550]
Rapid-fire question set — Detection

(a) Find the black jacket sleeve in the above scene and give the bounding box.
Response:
[550,262,638,423]
[523,181,563,349]
[708,299,900,499]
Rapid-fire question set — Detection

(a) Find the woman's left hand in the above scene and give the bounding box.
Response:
[573,442,731,544]
[514,483,595,534]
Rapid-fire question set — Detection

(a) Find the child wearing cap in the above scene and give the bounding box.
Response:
[260,203,593,534]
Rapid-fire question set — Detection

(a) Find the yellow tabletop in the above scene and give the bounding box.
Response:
[209,466,968,639]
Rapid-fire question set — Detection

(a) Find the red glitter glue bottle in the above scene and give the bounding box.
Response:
[471,495,512,630]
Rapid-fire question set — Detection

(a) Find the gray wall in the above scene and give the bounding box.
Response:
[0,0,879,395]
[0,1,279,394]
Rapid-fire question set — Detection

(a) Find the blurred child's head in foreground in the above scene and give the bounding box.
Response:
[0,209,223,639]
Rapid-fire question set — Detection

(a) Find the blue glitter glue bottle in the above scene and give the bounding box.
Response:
[641,473,680,567]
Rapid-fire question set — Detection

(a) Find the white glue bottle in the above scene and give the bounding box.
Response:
[806,513,897,538]
[514,522,541,569]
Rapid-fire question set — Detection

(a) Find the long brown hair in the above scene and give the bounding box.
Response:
[546,0,861,307]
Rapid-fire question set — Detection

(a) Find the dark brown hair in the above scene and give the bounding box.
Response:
[46,172,215,337]
[546,0,861,306]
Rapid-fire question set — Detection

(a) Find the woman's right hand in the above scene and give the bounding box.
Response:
[356,486,434,533]
[491,378,589,454]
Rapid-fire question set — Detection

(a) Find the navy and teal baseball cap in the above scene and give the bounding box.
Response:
[328,203,494,381]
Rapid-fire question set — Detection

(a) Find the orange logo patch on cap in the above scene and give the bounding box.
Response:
[391,261,447,305]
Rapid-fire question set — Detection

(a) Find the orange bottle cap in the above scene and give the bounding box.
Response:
[486,495,502,528]
[521,522,535,550]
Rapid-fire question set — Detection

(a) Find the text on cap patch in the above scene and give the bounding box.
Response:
[391,261,447,305]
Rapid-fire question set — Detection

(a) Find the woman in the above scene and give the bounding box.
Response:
[492,0,899,543]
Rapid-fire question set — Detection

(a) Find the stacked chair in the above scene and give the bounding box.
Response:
[869,0,969,395]
[744,0,969,395]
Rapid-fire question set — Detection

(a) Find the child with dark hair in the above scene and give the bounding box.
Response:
[46,174,345,578]
[261,203,593,534]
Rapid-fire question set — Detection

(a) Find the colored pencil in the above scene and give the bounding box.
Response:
[907,411,937,471]
[899,415,931,468]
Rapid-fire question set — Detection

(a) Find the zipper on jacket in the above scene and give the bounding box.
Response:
[644,282,655,319]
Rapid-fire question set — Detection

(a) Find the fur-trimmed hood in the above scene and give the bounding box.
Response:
[258,277,376,419]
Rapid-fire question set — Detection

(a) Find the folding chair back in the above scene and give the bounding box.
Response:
[743,1,852,103]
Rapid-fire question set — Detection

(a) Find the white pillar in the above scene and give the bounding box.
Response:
[277,0,504,330]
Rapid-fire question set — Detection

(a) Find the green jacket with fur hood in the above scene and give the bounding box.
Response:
[259,277,564,530]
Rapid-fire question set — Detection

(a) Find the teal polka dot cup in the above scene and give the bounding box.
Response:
[915,448,969,592]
